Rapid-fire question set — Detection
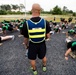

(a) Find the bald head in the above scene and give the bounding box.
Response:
[31,3,41,12]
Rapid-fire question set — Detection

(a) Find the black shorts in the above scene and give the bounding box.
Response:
[68,31,75,35]
[62,25,66,29]
[8,27,13,31]
[0,37,2,43]
[71,45,76,51]
[67,42,72,49]
[28,41,46,60]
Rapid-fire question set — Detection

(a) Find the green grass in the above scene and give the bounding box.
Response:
[0,14,76,23]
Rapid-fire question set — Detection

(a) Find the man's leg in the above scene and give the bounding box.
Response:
[30,60,36,70]
[1,35,14,41]
[65,48,72,60]
[42,56,47,66]
[42,56,47,72]
[3,30,7,35]
[30,60,37,75]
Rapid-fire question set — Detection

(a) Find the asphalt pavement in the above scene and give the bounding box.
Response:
[0,29,76,75]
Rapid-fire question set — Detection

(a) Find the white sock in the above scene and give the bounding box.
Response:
[9,35,14,39]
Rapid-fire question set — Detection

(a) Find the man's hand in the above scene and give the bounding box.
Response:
[0,43,3,46]
[24,38,29,49]
[46,33,50,39]
[65,56,68,60]
[26,46,29,49]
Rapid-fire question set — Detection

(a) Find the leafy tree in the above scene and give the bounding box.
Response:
[73,12,76,16]
[62,6,68,15]
[11,4,19,10]
[6,5,11,11]
[0,5,6,10]
[52,5,62,15]
[63,6,67,12]
[68,10,73,14]
[0,5,11,11]
[0,10,7,15]
[19,4,25,11]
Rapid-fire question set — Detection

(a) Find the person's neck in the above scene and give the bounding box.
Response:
[32,13,40,17]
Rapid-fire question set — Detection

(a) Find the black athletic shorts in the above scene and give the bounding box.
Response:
[71,45,76,51]
[8,27,13,31]
[67,42,72,49]
[67,41,76,51]
[28,41,46,60]
[0,37,2,43]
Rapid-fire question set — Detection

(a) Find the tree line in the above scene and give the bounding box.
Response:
[0,4,25,15]
[41,5,76,16]
[0,4,76,16]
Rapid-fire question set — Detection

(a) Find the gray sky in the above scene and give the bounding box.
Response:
[0,0,76,12]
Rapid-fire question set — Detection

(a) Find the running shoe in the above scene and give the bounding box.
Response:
[42,66,47,72]
[30,67,38,75]
[12,35,15,40]
[25,49,28,57]
[70,52,76,58]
